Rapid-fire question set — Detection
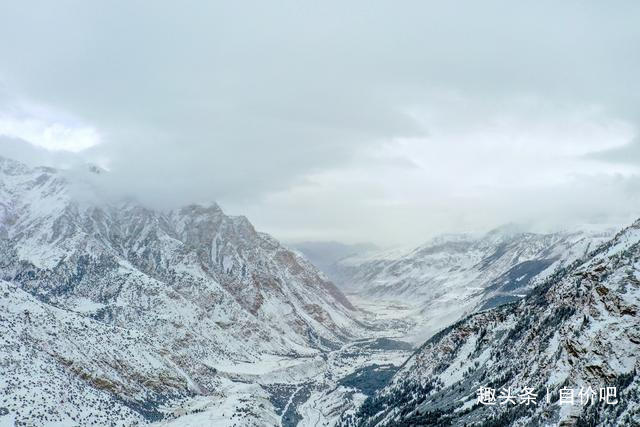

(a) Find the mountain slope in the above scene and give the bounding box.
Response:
[343,220,640,426]
[0,279,190,425]
[332,228,613,342]
[0,156,364,425]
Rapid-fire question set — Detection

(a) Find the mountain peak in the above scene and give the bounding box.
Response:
[86,163,107,175]
[485,222,528,237]
[0,155,30,175]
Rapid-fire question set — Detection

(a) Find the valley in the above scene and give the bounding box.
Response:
[156,295,416,427]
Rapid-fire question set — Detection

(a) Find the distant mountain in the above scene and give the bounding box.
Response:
[290,241,378,283]
[0,156,363,425]
[341,219,640,426]
[331,227,614,342]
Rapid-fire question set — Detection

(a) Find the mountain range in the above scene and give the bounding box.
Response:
[300,227,614,343]
[0,156,364,425]
[340,220,640,426]
[1,155,637,426]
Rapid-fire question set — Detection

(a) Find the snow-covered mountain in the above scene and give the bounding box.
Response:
[341,219,640,426]
[0,156,364,425]
[331,227,613,342]
[2,155,633,427]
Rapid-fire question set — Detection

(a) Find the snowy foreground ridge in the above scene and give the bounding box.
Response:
[1,155,639,426]
[340,220,640,426]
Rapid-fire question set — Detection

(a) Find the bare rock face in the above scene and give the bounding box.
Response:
[342,220,640,426]
[0,156,362,425]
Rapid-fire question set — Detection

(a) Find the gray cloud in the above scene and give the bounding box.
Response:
[0,136,83,168]
[587,137,640,165]
[0,1,639,244]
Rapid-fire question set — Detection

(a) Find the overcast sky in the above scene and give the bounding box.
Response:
[1,1,639,245]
